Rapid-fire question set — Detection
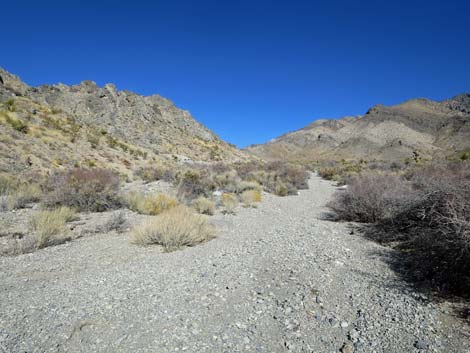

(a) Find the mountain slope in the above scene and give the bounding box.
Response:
[246,94,470,162]
[0,68,248,177]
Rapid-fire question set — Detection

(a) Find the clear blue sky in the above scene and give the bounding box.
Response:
[2,0,469,147]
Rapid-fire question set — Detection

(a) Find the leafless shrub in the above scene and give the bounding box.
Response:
[43,168,122,212]
[327,172,413,223]
[332,162,470,297]
[101,212,127,233]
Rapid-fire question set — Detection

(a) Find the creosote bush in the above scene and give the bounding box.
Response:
[130,205,215,252]
[125,192,178,215]
[43,168,122,212]
[192,197,216,215]
[29,207,76,248]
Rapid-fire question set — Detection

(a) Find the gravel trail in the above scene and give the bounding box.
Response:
[1,175,469,353]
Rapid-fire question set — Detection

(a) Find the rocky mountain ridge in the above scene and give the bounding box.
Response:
[0,68,248,177]
[247,94,470,162]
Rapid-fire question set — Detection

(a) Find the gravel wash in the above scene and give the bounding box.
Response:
[1,175,469,353]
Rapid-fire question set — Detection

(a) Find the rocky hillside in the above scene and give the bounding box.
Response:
[0,68,248,178]
[247,94,470,162]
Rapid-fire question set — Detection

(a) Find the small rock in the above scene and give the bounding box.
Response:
[340,321,349,328]
[340,342,354,353]
[414,340,428,350]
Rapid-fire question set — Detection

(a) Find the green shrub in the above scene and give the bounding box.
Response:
[6,115,28,133]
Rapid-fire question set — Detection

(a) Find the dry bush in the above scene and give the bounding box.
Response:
[130,205,215,251]
[7,184,42,209]
[266,161,309,190]
[192,197,216,215]
[0,175,42,211]
[330,162,470,298]
[234,180,261,194]
[135,166,175,183]
[241,189,262,207]
[374,164,470,296]
[222,193,239,214]
[29,207,76,248]
[211,170,240,192]
[43,168,122,212]
[101,211,127,232]
[126,192,178,215]
[318,167,341,181]
[176,169,215,200]
[327,172,412,223]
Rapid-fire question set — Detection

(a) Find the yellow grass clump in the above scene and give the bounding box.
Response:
[28,206,76,248]
[221,192,238,214]
[192,196,216,215]
[126,192,179,215]
[130,205,215,251]
[241,189,262,207]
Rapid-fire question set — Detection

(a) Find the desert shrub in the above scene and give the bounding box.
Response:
[86,134,100,148]
[0,176,42,211]
[130,205,215,251]
[3,98,16,112]
[372,164,470,295]
[266,161,309,190]
[318,167,340,181]
[211,170,240,192]
[241,189,262,207]
[101,211,127,232]
[327,172,412,223]
[7,184,42,209]
[6,115,28,133]
[43,168,122,212]
[29,207,76,248]
[176,169,215,200]
[331,162,470,297]
[192,197,216,215]
[233,161,265,180]
[0,175,16,194]
[221,193,238,214]
[234,180,261,194]
[135,166,175,183]
[125,192,178,215]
